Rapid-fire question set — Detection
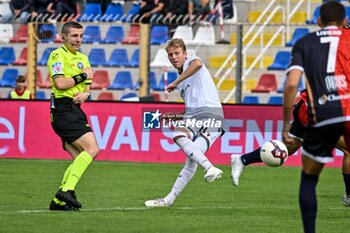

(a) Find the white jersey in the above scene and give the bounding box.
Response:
[176,56,224,120]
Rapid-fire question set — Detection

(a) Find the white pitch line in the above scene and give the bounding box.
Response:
[0,205,306,215]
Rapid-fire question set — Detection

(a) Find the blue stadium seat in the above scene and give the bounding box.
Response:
[154,71,178,90]
[242,96,259,104]
[36,91,46,99]
[306,6,320,24]
[267,96,283,105]
[285,28,309,47]
[277,77,304,93]
[126,49,139,67]
[133,71,157,90]
[77,3,102,22]
[150,26,169,45]
[0,68,19,87]
[88,48,107,67]
[38,47,57,66]
[105,48,129,67]
[267,51,291,71]
[108,71,133,90]
[39,24,56,43]
[101,3,124,22]
[347,6,350,20]
[122,3,140,23]
[100,26,124,44]
[82,25,101,43]
[0,47,16,65]
[120,92,138,101]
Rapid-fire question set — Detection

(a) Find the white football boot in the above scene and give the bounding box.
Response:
[204,166,223,183]
[342,195,350,207]
[230,154,245,186]
[144,198,172,207]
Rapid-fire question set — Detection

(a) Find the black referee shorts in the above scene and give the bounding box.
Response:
[50,98,92,145]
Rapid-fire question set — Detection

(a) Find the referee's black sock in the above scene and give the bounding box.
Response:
[342,173,350,196]
[240,147,262,166]
[299,171,319,233]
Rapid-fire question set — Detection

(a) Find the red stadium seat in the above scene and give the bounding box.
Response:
[39,73,52,88]
[97,91,116,101]
[91,70,110,89]
[251,73,277,93]
[13,47,27,65]
[121,25,140,44]
[10,24,28,43]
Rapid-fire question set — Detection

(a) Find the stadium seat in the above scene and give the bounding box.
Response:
[133,71,157,90]
[88,48,107,67]
[77,3,102,22]
[39,73,52,88]
[121,25,140,44]
[0,68,19,87]
[10,24,28,43]
[189,25,215,45]
[108,71,133,90]
[82,25,101,43]
[243,78,257,91]
[251,74,278,93]
[105,48,129,67]
[97,91,116,101]
[306,6,320,24]
[0,23,14,43]
[172,25,193,44]
[267,51,291,71]
[150,49,172,67]
[126,49,139,67]
[150,25,169,45]
[285,28,309,47]
[29,69,43,87]
[38,47,57,66]
[347,6,350,20]
[242,96,259,104]
[38,24,57,43]
[13,47,27,66]
[154,71,178,91]
[101,3,124,22]
[91,70,110,89]
[100,25,124,44]
[277,76,304,93]
[0,47,16,65]
[120,92,139,101]
[36,91,46,99]
[122,3,141,23]
[267,96,283,105]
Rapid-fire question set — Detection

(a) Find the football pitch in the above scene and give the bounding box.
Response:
[0,159,349,233]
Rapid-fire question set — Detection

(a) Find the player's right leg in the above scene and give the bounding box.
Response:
[337,135,350,207]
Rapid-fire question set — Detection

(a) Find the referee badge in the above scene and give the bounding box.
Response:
[77,62,84,69]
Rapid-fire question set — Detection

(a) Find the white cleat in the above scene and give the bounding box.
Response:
[204,166,223,183]
[342,195,350,207]
[230,154,245,186]
[144,198,172,207]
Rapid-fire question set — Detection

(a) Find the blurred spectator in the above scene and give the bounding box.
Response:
[188,0,210,22]
[1,0,30,23]
[8,75,33,100]
[47,0,77,21]
[163,0,188,24]
[208,0,233,23]
[29,0,51,21]
[135,0,166,23]
[0,0,11,20]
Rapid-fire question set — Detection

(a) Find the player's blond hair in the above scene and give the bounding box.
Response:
[165,38,187,53]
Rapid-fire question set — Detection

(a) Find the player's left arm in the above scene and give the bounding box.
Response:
[166,58,202,92]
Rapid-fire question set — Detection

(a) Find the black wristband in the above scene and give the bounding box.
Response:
[72,73,87,85]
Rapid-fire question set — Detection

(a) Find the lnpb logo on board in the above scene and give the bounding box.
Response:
[143,109,162,129]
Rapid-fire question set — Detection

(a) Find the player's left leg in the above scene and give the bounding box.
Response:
[338,124,350,206]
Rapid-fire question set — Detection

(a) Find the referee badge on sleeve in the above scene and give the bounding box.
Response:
[51,62,63,74]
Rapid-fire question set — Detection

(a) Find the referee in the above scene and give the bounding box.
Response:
[47,21,99,211]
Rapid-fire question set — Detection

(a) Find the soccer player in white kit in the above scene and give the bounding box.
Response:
[145,38,225,207]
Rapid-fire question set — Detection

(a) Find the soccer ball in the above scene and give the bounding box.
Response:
[260,140,288,167]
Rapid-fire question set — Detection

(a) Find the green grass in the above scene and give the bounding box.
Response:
[0,159,349,233]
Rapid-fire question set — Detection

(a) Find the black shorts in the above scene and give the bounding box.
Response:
[302,123,344,163]
[51,98,92,145]
[289,100,306,140]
